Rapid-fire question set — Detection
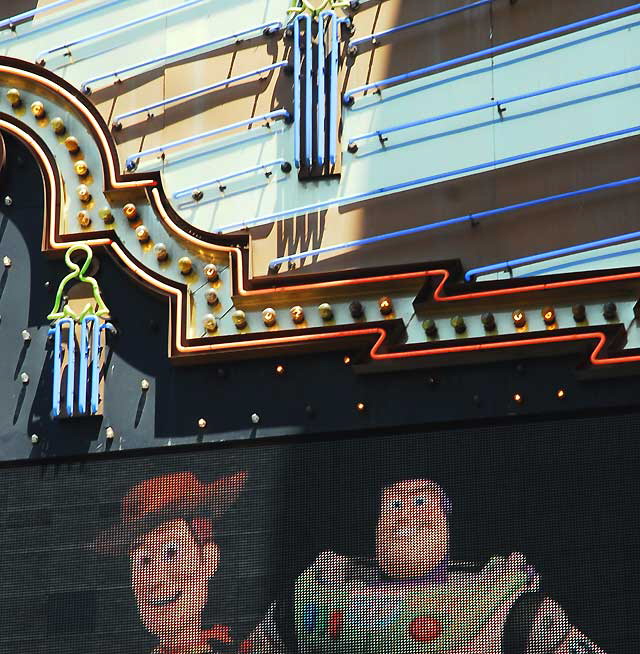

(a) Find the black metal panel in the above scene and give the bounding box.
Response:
[1,132,640,461]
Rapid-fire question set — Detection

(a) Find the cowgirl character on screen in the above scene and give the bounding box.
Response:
[94,471,246,654]
[249,478,605,654]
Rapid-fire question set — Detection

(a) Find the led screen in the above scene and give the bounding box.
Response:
[0,412,637,653]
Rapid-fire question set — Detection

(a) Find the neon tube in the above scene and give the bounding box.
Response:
[269,175,640,269]
[82,21,283,94]
[1,0,129,42]
[49,319,75,417]
[466,230,640,281]
[35,0,205,65]
[78,316,92,415]
[293,14,312,168]
[113,60,287,126]
[174,159,289,199]
[343,2,640,104]
[317,12,329,166]
[220,123,640,233]
[125,109,291,170]
[91,322,114,414]
[1,0,86,31]
[350,0,492,49]
[348,62,640,148]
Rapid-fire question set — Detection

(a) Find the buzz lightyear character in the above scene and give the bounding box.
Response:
[295,479,605,654]
[245,479,605,654]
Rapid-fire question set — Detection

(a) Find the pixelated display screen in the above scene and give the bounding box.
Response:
[0,412,637,654]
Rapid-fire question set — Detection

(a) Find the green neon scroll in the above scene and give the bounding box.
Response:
[287,0,351,18]
[47,243,110,322]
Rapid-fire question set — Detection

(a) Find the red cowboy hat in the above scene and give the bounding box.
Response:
[93,471,246,554]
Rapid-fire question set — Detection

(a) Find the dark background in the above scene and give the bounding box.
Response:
[0,412,637,653]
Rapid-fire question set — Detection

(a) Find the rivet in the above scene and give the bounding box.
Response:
[4,196,12,206]
[30,434,39,444]
[21,329,31,341]
[198,418,207,429]
[141,379,150,391]
[20,372,29,384]
[251,413,260,424]
[105,426,115,440]
[3,256,11,267]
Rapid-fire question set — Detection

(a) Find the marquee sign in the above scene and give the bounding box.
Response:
[1,55,640,372]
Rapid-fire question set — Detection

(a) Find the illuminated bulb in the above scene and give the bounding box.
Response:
[123,203,138,221]
[450,315,466,334]
[343,355,351,365]
[30,101,45,118]
[232,309,247,329]
[154,243,168,262]
[135,225,150,242]
[77,184,91,203]
[512,309,527,329]
[602,302,617,321]
[50,117,66,135]
[262,307,277,327]
[481,312,496,331]
[64,136,80,153]
[318,302,333,320]
[275,364,285,375]
[6,88,21,108]
[541,307,556,326]
[198,418,207,429]
[356,401,366,412]
[513,393,523,404]
[557,389,566,399]
[205,288,218,305]
[422,319,438,337]
[178,256,193,275]
[77,210,91,227]
[3,256,12,267]
[105,426,115,440]
[99,208,114,224]
[74,160,89,177]
[141,379,150,391]
[378,296,393,316]
[572,304,586,323]
[203,313,218,333]
[290,305,305,324]
[204,263,218,281]
[349,300,364,319]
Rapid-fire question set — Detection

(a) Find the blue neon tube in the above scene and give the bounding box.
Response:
[293,14,312,168]
[269,175,640,269]
[174,159,289,199]
[349,62,640,147]
[350,0,492,48]
[78,317,91,415]
[126,109,291,170]
[90,322,114,414]
[82,21,282,94]
[65,319,76,416]
[1,0,129,42]
[1,0,84,30]
[317,12,330,166]
[466,229,640,281]
[49,321,71,418]
[343,3,640,104]
[113,60,288,125]
[36,0,205,65]
[220,123,640,233]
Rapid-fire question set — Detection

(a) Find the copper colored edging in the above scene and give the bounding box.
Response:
[3,55,640,369]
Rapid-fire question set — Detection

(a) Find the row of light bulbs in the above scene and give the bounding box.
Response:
[3,90,232,287]
[200,297,394,333]
[424,303,617,337]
